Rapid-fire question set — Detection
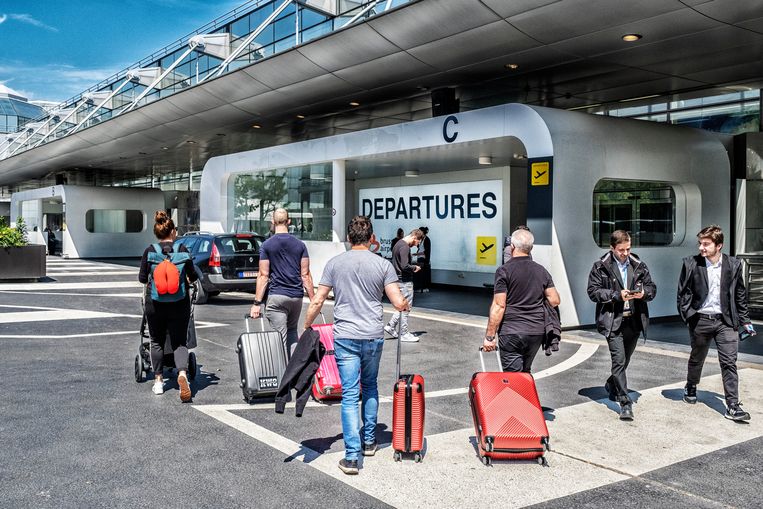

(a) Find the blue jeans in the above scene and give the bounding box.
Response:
[334,337,384,461]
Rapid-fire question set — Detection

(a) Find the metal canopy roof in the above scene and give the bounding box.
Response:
[2,0,763,185]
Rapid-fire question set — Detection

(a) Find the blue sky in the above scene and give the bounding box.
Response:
[0,0,243,102]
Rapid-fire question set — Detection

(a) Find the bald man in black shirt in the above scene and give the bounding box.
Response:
[483,229,560,372]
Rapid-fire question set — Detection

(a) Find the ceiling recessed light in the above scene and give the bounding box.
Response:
[478,156,492,165]
[186,140,196,144]
[404,169,419,177]
[505,63,519,70]
[252,124,261,129]
[296,114,305,119]
[161,146,169,150]
[622,33,642,42]
[349,101,360,107]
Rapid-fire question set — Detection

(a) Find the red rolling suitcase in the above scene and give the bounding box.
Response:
[469,347,550,466]
[392,313,425,462]
[311,313,343,401]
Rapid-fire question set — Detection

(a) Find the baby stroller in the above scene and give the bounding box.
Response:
[134,283,198,383]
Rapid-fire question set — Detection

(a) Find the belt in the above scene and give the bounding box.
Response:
[698,313,722,320]
[622,311,633,318]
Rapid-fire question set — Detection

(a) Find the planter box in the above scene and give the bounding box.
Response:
[0,245,46,280]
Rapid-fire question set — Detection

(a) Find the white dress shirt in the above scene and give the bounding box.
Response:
[698,257,723,315]
[617,258,631,313]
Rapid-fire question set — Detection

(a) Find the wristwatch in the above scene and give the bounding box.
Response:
[484,335,495,342]
[253,299,262,306]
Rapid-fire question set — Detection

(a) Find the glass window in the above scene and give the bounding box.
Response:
[85,209,144,233]
[197,239,211,254]
[670,101,759,135]
[233,163,332,241]
[592,179,676,247]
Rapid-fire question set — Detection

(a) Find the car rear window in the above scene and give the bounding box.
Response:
[216,235,260,254]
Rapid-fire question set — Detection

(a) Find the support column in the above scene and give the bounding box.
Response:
[332,159,346,242]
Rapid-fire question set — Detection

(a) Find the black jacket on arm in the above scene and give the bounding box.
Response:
[275,328,325,417]
[587,252,657,339]
[676,254,750,328]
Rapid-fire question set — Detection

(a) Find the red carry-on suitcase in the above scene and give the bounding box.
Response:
[392,313,425,462]
[469,347,550,466]
[311,313,342,401]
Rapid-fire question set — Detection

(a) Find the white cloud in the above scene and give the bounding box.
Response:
[0,62,126,102]
[0,14,8,24]
[7,13,58,32]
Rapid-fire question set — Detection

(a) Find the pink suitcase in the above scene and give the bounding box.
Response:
[311,314,342,401]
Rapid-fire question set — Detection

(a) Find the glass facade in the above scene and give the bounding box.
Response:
[232,164,332,240]
[603,90,761,136]
[592,179,676,248]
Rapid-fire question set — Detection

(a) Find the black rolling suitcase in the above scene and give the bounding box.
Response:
[235,315,288,402]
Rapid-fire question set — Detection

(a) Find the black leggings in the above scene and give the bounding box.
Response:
[146,298,191,375]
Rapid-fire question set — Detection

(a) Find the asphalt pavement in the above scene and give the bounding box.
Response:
[1,257,762,508]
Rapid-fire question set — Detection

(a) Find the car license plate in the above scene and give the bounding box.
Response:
[258,376,278,390]
[239,271,257,278]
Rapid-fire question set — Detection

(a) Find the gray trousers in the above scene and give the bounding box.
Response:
[498,333,544,373]
[387,281,414,335]
[265,294,303,360]
[606,318,639,404]
[687,315,740,406]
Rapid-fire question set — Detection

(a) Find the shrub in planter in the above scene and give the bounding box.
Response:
[0,217,29,247]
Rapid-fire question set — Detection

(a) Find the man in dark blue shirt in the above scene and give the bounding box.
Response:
[250,208,314,359]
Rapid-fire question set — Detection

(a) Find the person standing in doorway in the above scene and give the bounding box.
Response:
[389,228,404,256]
[587,230,657,421]
[303,215,409,475]
[384,228,424,342]
[416,226,432,292]
[677,225,755,421]
[250,208,315,359]
[482,228,560,372]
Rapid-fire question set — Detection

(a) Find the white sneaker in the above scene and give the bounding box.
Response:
[400,333,419,343]
[384,325,398,338]
[152,380,164,395]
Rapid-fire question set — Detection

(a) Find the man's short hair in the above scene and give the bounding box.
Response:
[609,230,631,248]
[409,228,424,241]
[272,208,289,226]
[511,228,534,254]
[697,225,724,245]
[347,216,373,245]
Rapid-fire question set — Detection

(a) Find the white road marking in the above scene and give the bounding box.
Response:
[0,320,227,339]
[0,281,142,291]
[43,266,137,271]
[195,370,763,508]
[0,309,137,324]
[46,271,138,276]
[0,291,143,298]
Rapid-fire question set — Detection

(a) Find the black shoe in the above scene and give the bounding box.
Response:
[683,383,697,404]
[362,441,378,457]
[338,458,359,475]
[725,403,751,422]
[604,381,616,402]
[619,402,634,421]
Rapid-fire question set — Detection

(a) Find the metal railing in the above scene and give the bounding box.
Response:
[2,0,410,160]
[738,254,763,319]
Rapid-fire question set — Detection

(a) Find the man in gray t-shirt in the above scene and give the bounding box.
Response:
[304,216,408,476]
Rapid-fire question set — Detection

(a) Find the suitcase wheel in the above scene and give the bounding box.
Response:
[538,456,549,467]
[481,455,491,467]
[188,352,197,382]
[393,451,402,462]
[414,452,422,463]
[134,355,144,383]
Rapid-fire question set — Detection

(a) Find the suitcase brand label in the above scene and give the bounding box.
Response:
[258,376,278,389]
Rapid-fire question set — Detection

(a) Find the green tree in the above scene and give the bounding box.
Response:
[234,173,289,231]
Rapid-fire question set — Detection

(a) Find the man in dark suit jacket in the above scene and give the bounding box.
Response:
[677,225,755,421]
[587,230,657,421]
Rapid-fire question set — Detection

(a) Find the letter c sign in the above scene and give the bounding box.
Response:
[443,115,459,143]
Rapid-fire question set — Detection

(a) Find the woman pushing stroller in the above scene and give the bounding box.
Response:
[138,211,198,402]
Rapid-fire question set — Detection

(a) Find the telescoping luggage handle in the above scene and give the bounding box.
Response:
[396,312,403,381]
[479,345,501,373]
[244,314,267,333]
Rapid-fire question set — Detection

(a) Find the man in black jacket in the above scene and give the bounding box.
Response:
[587,230,656,421]
[677,225,755,421]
